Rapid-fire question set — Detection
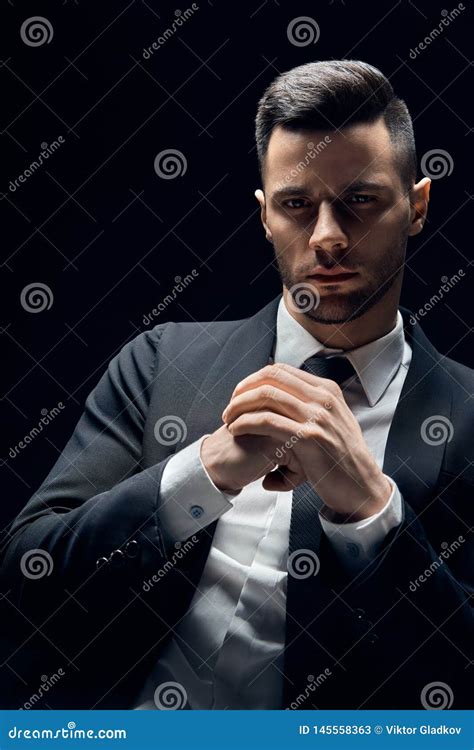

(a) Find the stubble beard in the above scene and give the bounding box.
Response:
[274,234,407,325]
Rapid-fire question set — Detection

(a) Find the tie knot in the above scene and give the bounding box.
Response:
[301,354,355,387]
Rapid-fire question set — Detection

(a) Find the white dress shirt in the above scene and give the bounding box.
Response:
[132,297,411,710]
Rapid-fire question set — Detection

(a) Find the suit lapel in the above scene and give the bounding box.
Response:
[382,306,452,511]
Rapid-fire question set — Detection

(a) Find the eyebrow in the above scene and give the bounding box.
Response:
[271,180,390,200]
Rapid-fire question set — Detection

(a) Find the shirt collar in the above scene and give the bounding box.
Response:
[272,296,406,407]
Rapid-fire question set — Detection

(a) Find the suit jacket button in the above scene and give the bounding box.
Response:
[125,540,140,558]
[96,557,109,570]
[354,608,366,619]
[110,549,126,568]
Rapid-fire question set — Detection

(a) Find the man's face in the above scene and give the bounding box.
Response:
[257,119,423,325]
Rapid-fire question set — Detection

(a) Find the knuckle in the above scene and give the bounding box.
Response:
[326,379,341,394]
[262,412,279,430]
[307,421,322,438]
[271,363,288,382]
[308,408,325,426]
[262,385,277,402]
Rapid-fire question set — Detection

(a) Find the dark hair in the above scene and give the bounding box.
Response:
[255,59,417,192]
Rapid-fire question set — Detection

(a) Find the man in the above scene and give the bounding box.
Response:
[1,60,472,710]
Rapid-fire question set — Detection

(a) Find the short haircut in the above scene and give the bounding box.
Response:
[255,59,417,193]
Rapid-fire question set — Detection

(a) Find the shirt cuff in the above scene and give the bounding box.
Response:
[319,475,403,567]
[158,434,239,541]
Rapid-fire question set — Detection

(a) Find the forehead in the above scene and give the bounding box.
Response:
[265,120,400,192]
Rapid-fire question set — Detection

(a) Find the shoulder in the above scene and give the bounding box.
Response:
[441,355,474,386]
[101,314,248,390]
[147,313,249,356]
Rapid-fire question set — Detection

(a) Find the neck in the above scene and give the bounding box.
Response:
[282,286,400,350]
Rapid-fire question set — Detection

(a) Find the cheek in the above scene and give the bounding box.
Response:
[374,203,410,233]
[348,207,405,248]
[269,213,311,245]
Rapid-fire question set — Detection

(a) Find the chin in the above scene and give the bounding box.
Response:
[305,297,367,325]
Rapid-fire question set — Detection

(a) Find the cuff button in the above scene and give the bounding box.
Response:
[125,540,140,558]
[190,504,204,519]
[110,549,126,568]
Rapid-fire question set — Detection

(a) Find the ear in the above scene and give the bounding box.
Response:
[254,188,273,243]
[408,177,431,237]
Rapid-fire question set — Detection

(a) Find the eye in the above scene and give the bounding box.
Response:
[345,194,376,205]
[282,198,312,210]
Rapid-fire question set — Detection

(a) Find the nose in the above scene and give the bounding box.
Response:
[308,201,349,252]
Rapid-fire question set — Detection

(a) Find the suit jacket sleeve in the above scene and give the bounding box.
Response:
[1,324,175,621]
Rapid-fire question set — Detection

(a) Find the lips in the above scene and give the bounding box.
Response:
[308,271,357,282]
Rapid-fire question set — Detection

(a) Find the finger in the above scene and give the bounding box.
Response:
[228,411,312,442]
[231,362,341,402]
[223,384,312,426]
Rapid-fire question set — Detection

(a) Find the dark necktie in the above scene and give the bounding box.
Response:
[290,354,356,530]
[282,353,356,708]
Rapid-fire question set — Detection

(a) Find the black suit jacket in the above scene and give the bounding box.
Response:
[1,294,473,709]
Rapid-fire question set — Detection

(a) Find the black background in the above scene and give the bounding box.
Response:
[1,0,472,534]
